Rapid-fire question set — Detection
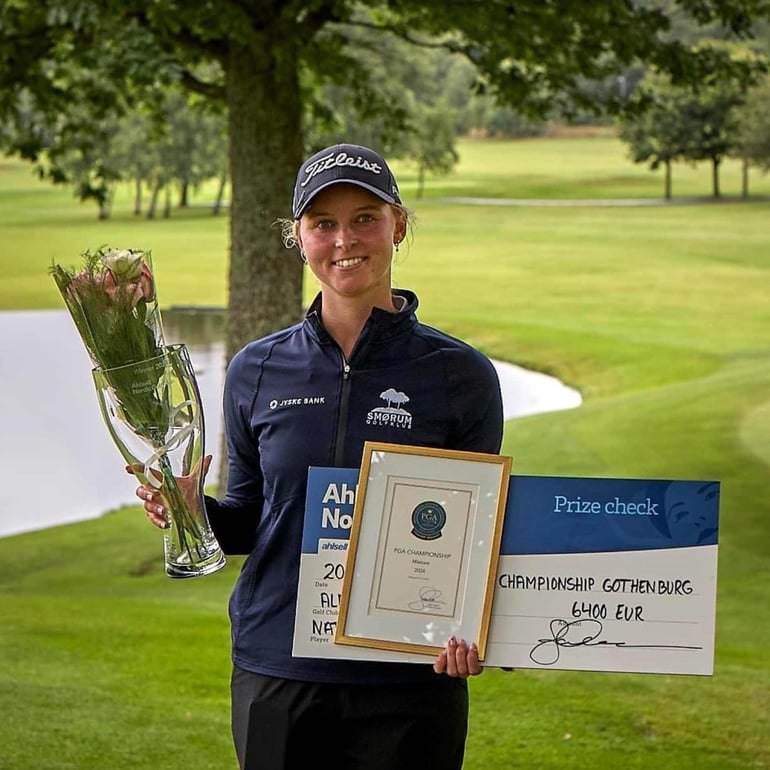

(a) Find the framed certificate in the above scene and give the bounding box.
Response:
[335,442,512,658]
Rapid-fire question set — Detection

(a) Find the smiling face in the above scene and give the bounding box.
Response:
[297,183,405,308]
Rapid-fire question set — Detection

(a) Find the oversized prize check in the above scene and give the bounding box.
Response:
[292,467,719,675]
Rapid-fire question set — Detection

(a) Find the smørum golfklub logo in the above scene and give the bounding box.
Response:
[366,387,412,430]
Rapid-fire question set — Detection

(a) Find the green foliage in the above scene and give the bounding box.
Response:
[408,101,458,198]
[619,72,692,164]
[302,10,416,149]
[139,89,228,217]
[0,510,239,769]
[733,75,770,170]
[0,2,230,217]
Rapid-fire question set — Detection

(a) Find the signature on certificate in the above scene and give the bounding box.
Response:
[529,619,703,666]
[409,586,446,611]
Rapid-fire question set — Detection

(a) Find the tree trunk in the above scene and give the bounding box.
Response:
[134,178,142,215]
[664,160,672,200]
[742,158,749,199]
[219,37,304,487]
[712,157,721,198]
[213,171,227,215]
[147,180,163,218]
[225,41,304,359]
[163,185,172,218]
[179,180,189,207]
[97,188,113,220]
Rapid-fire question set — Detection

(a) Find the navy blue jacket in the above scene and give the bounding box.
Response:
[206,290,503,683]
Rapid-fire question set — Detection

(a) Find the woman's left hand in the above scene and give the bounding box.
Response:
[433,637,482,678]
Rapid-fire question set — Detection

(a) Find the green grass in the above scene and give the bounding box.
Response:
[396,134,770,200]
[0,160,229,310]
[1,135,769,768]
[0,513,241,768]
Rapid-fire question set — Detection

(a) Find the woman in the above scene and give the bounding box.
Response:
[136,143,504,769]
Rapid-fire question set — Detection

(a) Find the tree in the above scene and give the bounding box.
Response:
[193,106,229,216]
[305,35,463,193]
[140,89,228,217]
[618,73,691,199]
[1,85,127,218]
[409,102,458,198]
[380,388,409,409]
[2,1,769,352]
[111,110,155,216]
[679,84,743,197]
[732,75,770,195]
[620,78,743,199]
[44,113,124,219]
[619,42,760,199]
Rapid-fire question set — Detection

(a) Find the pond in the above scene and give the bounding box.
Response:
[0,309,580,539]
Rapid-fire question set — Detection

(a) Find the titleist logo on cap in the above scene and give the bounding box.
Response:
[299,151,383,188]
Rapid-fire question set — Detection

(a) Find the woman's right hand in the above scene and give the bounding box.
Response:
[126,455,212,529]
[133,479,170,528]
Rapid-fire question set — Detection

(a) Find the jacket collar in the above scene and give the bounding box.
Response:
[304,290,419,346]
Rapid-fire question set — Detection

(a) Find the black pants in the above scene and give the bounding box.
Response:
[231,666,469,770]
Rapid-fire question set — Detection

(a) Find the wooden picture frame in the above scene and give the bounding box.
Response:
[335,442,511,658]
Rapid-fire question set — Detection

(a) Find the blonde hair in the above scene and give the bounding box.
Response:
[277,218,301,251]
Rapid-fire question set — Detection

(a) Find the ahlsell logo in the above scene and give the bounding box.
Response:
[366,387,413,429]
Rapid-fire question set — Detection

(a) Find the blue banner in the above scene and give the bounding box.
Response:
[303,468,719,556]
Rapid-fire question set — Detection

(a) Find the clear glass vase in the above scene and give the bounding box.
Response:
[92,343,226,578]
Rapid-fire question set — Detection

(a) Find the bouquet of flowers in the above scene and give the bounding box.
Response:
[50,247,164,369]
[50,247,225,578]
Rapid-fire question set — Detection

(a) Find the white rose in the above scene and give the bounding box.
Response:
[101,249,143,280]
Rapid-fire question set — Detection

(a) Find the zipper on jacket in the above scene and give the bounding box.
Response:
[333,357,352,466]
